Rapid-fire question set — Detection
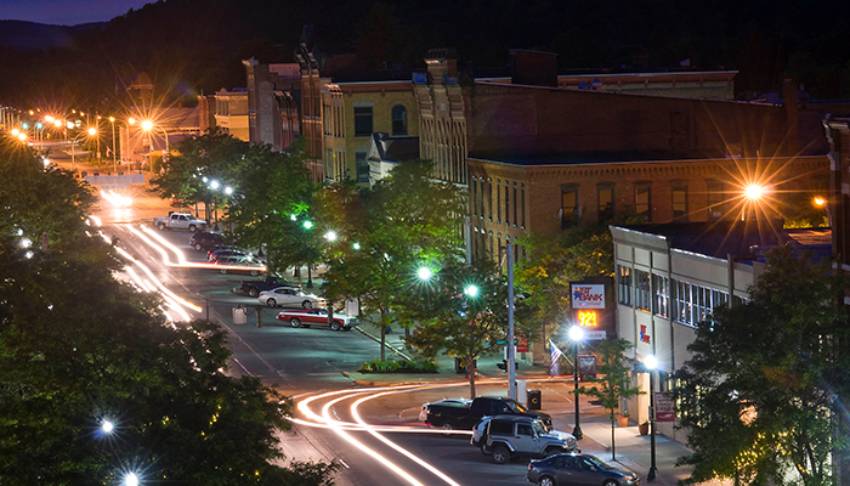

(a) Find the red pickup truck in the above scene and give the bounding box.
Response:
[275,309,359,331]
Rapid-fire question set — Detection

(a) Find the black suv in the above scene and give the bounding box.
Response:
[190,231,225,252]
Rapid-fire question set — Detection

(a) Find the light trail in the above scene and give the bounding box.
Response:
[350,391,462,486]
[135,224,268,273]
[319,392,425,486]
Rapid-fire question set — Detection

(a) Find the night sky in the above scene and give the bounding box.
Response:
[0,0,153,25]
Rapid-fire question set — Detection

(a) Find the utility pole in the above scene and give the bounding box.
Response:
[507,239,517,401]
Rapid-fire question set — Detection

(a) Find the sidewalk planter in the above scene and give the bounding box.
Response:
[638,421,649,436]
[617,414,630,427]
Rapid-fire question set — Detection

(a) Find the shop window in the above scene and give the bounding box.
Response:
[635,270,651,311]
[617,265,632,306]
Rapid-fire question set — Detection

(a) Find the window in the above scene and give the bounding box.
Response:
[391,105,407,135]
[496,181,502,223]
[617,265,632,306]
[354,106,373,136]
[355,152,369,183]
[489,420,513,435]
[561,185,579,228]
[635,270,651,311]
[674,281,728,326]
[471,179,479,217]
[635,182,651,222]
[652,275,670,317]
[519,186,526,227]
[598,183,614,221]
[516,424,533,436]
[512,186,518,225]
[675,280,693,325]
[672,182,688,220]
[486,180,493,220]
[706,179,725,220]
[505,185,511,225]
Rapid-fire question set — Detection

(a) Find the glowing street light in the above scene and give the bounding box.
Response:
[52,119,62,128]
[813,195,827,208]
[10,127,19,136]
[66,121,75,129]
[122,471,140,486]
[208,179,221,191]
[323,230,338,242]
[302,220,314,230]
[352,242,361,251]
[86,127,97,137]
[24,250,34,259]
[100,418,115,434]
[127,117,137,126]
[140,119,154,132]
[16,132,27,142]
[289,213,298,222]
[463,283,480,299]
[223,186,234,196]
[567,324,586,439]
[416,266,433,282]
[743,183,767,202]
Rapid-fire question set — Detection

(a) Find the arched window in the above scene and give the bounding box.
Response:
[391,105,407,135]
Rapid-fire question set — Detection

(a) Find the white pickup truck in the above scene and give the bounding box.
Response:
[153,212,207,232]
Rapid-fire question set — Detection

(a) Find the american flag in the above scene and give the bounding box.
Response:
[549,339,563,375]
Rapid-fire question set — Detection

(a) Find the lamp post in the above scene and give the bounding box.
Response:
[644,354,659,481]
[742,183,767,221]
[140,119,170,163]
[567,324,585,439]
[109,116,117,172]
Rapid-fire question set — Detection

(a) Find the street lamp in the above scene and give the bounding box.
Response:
[463,283,480,299]
[122,471,140,486]
[644,354,659,481]
[100,418,115,435]
[223,185,234,196]
[208,179,221,191]
[323,230,338,242]
[302,220,314,230]
[352,242,361,251]
[416,266,433,282]
[108,116,117,172]
[567,324,586,439]
[813,195,827,208]
[140,119,170,161]
[743,183,767,202]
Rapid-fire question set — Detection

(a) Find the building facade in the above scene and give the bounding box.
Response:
[610,223,830,440]
[242,59,301,152]
[321,80,417,184]
[825,116,850,282]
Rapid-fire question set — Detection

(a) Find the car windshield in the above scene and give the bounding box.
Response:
[583,455,608,470]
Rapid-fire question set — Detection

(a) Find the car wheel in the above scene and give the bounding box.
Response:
[193,242,203,251]
[248,288,259,298]
[539,476,556,486]
[544,446,562,457]
[302,300,313,309]
[602,481,617,486]
[289,318,301,328]
[188,224,197,232]
[330,321,341,331]
[491,445,510,464]
[266,298,277,307]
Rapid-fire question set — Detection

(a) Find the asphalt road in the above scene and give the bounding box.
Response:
[97,193,555,486]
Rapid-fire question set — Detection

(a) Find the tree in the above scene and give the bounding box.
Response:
[0,145,335,484]
[407,258,507,397]
[321,161,465,360]
[676,248,850,485]
[579,339,640,460]
[515,224,613,336]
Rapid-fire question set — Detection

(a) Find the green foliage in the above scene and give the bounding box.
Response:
[0,146,335,484]
[321,160,465,360]
[676,248,849,486]
[406,258,507,397]
[358,358,438,374]
[579,339,640,459]
[516,224,613,332]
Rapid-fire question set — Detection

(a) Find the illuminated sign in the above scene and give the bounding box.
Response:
[577,309,599,327]
[571,283,605,309]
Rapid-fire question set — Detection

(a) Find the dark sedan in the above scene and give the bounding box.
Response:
[527,453,640,486]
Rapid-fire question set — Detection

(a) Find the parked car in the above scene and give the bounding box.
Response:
[419,396,552,431]
[257,287,325,308]
[208,248,249,262]
[237,276,297,298]
[153,212,207,232]
[527,453,640,486]
[480,415,577,465]
[190,231,225,252]
[211,254,265,275]
[275,308,358,331]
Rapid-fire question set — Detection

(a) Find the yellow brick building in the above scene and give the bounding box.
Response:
[321,80,418,183]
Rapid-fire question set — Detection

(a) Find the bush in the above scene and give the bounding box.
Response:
[358,358,438,374]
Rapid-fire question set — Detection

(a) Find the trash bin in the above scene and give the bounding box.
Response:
[527,389,542,410]
[232,305,248,325]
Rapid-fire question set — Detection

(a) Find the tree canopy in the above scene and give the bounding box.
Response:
[0,144,335,484]
[676,248,849,486]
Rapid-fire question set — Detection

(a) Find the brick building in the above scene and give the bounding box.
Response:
[825,116,850,281]
[241,59,301,152]
[197,88,250,141]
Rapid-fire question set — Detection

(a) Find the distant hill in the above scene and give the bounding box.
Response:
[1,0,850,107]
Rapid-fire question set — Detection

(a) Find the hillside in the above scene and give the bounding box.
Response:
[1,0,850,108]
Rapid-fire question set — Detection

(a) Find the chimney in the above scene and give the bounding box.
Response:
[424,48,458,84]
[510,49,558,87]
[782,78,800,154]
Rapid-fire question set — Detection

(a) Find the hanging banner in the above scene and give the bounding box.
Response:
[654,392,676,422]
[577,354,597,379]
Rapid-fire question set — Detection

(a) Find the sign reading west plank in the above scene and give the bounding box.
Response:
[654,392,676,422]
[571,283,606,309]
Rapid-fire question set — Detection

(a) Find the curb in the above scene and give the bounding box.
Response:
[354,326,413,361]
